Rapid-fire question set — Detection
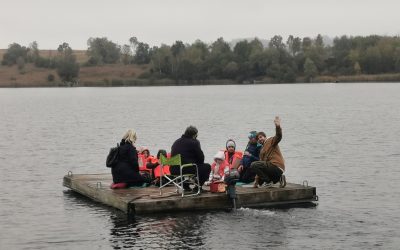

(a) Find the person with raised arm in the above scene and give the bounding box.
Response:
[251,116,286,188]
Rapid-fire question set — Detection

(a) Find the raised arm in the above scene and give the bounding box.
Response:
[272,116,282,147]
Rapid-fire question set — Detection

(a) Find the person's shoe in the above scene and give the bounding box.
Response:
[261,182,273,187]
[279,174,287,188]
[183,184,192,192]
[254,175,260,188]
[253,178,264,188]
[191,186,203,194]
[151,178,160,187]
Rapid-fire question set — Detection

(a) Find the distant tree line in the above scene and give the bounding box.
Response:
[147,35,400,82]
[2,35,400,83]
[1,41,79,83]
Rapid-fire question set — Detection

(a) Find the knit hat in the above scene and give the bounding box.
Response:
[226,139,236,149]
[248,131,257,139]
[214,151,225,161]
[140,147,149,154]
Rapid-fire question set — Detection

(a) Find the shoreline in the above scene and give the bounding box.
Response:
[1,62,400,88]
[1,76,400,88]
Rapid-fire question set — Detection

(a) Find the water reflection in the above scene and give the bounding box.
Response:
[109,212,207,249]
[63,188,321,249]
[108,207,292,249]
[63,190,208,249]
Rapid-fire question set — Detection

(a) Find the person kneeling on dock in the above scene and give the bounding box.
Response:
[250,116,286,188]
[110,129,147,189]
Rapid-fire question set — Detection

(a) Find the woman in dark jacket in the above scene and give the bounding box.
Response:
[112,129,144,187]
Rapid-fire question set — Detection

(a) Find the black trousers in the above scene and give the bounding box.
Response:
[250,161,283,184]
[239,166,257,183]
[170,163,211,186]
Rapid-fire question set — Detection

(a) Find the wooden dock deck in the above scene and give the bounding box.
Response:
[63,173,318,216]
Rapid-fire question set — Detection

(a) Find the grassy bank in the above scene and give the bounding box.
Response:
[1,49,400,87]
[0,63,150,87]
[314,74,400,83]
[2,65,400,87]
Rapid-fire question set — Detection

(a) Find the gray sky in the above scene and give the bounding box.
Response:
[1,0,400,49]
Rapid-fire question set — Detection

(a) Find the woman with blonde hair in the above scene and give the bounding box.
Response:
[111,129,144,188]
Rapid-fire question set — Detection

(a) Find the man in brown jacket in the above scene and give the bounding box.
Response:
[250,116,286,188]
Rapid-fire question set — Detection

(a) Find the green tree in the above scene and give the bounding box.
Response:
[281,65,296,83]
[247,39,267,78]
[302,37,312,52]
[191,40,209,60]
[234,40,251,61]
[394,47,400,71]
[360,46,382,74]
[331,35,352,74]
[302,35,327,74]
[206,37,233,78]
[129,36,138,53]
[223,61,239,79]
[179,40,209,80]
[287,35,301,56]
[233,40,253,79]
[150,44,172,76]
[28,41,39,62]
[354,62,361,74]
[56,43,80,83]
[269,35,285,50]
[1,43,28,66]
[304,57,318,82]
[315,34,324,48]
[87,37,120,65]
[134,42,151,64]
[265,36,295,82]
[170,41,185,79]
[16,56,25,71]
[121,44,132,65]
[377,38,395,72]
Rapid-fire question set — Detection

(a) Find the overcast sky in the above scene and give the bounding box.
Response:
[1,0,400,49]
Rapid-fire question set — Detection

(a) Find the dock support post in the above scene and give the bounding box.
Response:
[127,202,136,219]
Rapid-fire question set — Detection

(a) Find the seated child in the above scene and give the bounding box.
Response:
[137,147,157,183]
[224,139,243,168]
[149,149,171,186]
[205,151,230,185]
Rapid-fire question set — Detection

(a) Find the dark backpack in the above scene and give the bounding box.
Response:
[106,144,120,168]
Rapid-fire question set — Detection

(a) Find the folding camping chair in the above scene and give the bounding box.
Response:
[159,154,201,197]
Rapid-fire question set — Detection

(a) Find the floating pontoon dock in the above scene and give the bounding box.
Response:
[63,173,317,216]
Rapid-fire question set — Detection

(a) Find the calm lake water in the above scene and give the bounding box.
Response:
[0,83,399,249]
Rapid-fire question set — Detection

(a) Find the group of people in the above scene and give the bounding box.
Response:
[110,116,286,191]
